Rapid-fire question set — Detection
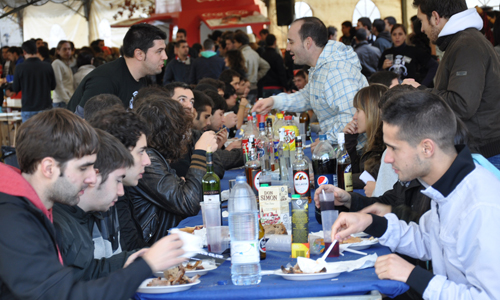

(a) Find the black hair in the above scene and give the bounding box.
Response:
[265,34,276,47]
[368,71,398,87]
[378,84,416,108]
[88,107,150,149]
[413,0,467,20]
[177,28,187,37]
[292,17,328,48]
[209,30,223,41]
[21,40,37,55]
[122,23,166,58]
[133,85,170,109]
[76,51,94,68]
[382,90,457,152]
[223,83,236,100]
[198,78,225,91]
[355,28,367,42]
[175,39,187,47]
[203,39,214,50]
[327,26,337,38]
[234,31,250,45]
[193,90,214,120]
[84,94,123,121]
[358,17,372,30]
[341,21,352,28]
[384,16,397,26]
[7,46,22,55]
[259,28,269,36]
[37,46,50,60]
[94,129,134,184]
[164,82,191,97]
[372,19,385,33]
[219,69,241,85]
[194,83,218,93]
[205,90,227,112]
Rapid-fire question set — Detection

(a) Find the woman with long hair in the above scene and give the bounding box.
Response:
[224,49,247,79]
[343,84,388,189]
[128,96,217,244]
[378,24,438,87]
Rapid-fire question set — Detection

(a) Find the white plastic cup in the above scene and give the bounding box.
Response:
[266,234,291,252]
[319,192,338,243]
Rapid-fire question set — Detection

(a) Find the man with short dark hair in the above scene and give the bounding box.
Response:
[368,70,399,88]
[384,16,397,33]
[372,19,392,53]
[192,90,213,131]
[357,17,375,45]
[84,93,123,120]
[12,40,56,122]
[328,90,500,300]
[340,21,356,45]
[253,17,367,145]
[164,82,195,116]
[327,26,338,41]
[404,0,500,167]
[163,39,191,85]
[0,109,185,300]
[260,34,287,97]
[353,29,381,78]
[68,24,168,116]
[188,39,225,84]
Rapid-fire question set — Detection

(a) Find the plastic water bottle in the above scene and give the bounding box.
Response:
[228,176,261,285]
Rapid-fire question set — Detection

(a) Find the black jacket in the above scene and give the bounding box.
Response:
[162,57,192,85]
[0,192,152,300]
[126,147,206,244]
[346,133,385,189]
[52,203,132,280]
[260,47,287,88]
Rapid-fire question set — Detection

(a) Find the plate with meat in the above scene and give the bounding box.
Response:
[139,265,201,294]
[154,260,216,277]
[274,262,341,281]
[340,236,379,250]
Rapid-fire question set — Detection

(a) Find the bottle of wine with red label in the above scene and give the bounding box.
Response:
[336,133,353,192]
[245,136,262,197]
[292,136,311,203]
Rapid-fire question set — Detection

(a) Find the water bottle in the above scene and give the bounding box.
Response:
[228,176,261,285]
[312,134,337,188]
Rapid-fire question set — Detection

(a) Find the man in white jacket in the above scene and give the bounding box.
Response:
[326,90,500,300]
[52,40,74,108]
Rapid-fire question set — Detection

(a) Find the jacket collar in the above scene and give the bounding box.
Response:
[436,8,482,51]
[377,31,391,41]
[428,145,475,198]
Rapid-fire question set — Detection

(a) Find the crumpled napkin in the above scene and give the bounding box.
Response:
[170,228,203,258]
[325,254,378,273]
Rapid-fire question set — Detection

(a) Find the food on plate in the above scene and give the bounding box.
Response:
[184,260,204,270]
[280,263,326,274]
[179,225,204,234]
[147,265,200,286]
[263,223,287,235]
[340,236,362,244]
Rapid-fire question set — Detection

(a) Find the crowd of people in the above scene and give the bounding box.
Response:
[1,0,500,299]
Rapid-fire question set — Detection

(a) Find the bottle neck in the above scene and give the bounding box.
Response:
[206,153,214,173]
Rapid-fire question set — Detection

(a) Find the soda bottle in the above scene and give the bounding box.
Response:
[292,136,311,203]
[299,112,310,142]
[337,133,353,192]
[312,134,337,188]
[229,176,261,285]
[245,137,262,196]
[277,128,290,182]
[256,122,270,171]
[266,118,275,171]
[283,115,299,166]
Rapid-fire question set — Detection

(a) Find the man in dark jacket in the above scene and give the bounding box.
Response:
[260,34,288,97]
[353,29,381,78]
[372,19,393,53]
[12,40,56,122]
[163,39,192,85]
[405,0,500,166]
[0,109,185,300]
[189,39,225,84]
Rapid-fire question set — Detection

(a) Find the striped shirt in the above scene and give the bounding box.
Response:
[273,41,368,143]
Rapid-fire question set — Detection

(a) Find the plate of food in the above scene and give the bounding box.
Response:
[340,236,378,250]
[274,260,341,281]
[138,266,201,294]
[154,260,217,277]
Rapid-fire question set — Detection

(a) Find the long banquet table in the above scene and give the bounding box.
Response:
[134,135,409,300]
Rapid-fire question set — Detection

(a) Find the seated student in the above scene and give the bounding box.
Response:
[192,90,214,132]
[329,91,500,300]
[83,93,122,120]
[343,84,388,189]
[197,77,225,96]
[129,96,218,244]
[89,108,152,251]
[0,109,185,300]
[163,82,195,117]
[368,70,399,88]
[53,129,138,280]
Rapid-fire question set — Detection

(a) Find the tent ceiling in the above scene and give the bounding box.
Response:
[0,0,76,19]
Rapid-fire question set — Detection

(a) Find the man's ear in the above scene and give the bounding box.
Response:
[421,139,435,158]
[39,157,59,179]
[431,11,442,26]
[134,48,145,61]
[304,37,313,50]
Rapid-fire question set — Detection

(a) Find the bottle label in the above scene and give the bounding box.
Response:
[273,140,280,159]
[283,126,297,151]
[242,139,249,156]
[231,241,259,264]
[314,174,334,189]
[343,164,353,192]
[203,193,220,203]
[257,147,265,159]
[259,237,268,253]
[253,170,262,192]
[293,171,309,195]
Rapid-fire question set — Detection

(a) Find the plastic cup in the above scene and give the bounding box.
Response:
[228,179,236,192]
[201,202,221,228]
[319,192,339,257]
[266,234,291,252]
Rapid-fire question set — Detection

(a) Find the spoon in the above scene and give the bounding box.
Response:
[318,239,337,262]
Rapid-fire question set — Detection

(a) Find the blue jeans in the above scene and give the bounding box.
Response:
[487,154,500,170]
[52,102,66,109]
[21,111,42,123]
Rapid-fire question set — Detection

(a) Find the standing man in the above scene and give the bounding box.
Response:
[372,19,392,53]
[52,40,74,108]
[384,16,397,34]
[327,90,500,300]
[260,34,288,97]
[357,17,376,44]
[189,39,225,84]
[163,39,191,85]
[353,29,381,78]
[252,17,367,144]
[68,24,168,117]
[12,40,56,123]
[403,0,500,167]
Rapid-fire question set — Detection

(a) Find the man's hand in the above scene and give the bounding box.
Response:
[314,184,352,209]
[216,128,228,149]
[343,119,358,135]
[359,202,392,217]
[195,131,218,152]
[375,254,415,282]
[331,212,373,242]
[401,78,421,88]
[123,248,148,268]
[251,97,274,115]
[142,234,186,273]
[224,112,237,128]
[364,181,376,197]
[225,139,241,151]
[310,138,320,153]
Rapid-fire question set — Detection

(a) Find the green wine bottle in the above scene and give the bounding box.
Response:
[202,148,221,203]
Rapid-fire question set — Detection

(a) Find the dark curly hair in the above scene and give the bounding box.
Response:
[88,107,149,149]
[224,50,247,74]
[135,96,192,162]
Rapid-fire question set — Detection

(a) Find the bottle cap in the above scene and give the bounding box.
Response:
[260,183,269,187]
[277,113,283,119]
[319,134,327,141]
[284,115,292,120]
[247,116,253,121]
[337,132,345,144]
[236,175,246,183]
[291,194,301,199]
[259,122,265,130]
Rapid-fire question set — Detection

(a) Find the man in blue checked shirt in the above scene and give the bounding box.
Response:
[253,17,368,147]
